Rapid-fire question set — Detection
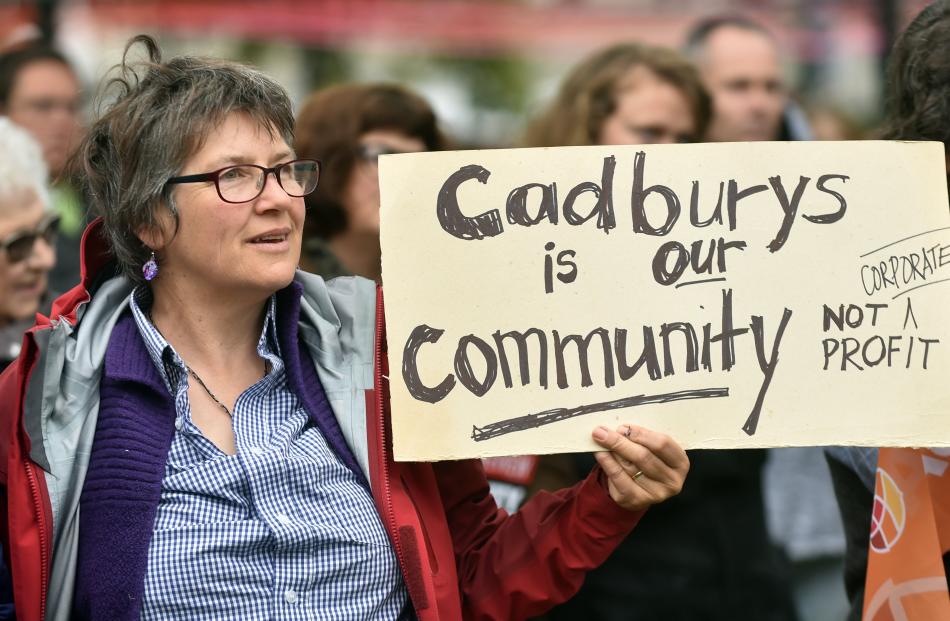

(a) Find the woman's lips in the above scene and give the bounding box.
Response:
[247,228,294,253]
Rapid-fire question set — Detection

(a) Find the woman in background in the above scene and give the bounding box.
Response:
[0,117,57,372]
[523,43,706,147]
[295,83,444,281]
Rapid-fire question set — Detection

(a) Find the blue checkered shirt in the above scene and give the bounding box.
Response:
[129,288,409,620]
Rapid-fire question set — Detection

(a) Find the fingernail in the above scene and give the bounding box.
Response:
[593,426,609,441]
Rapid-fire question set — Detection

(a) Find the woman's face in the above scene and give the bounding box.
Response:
[0,190,55,325]
[598,66,697,146]
[342,129,427,235]
[152,112,305,299]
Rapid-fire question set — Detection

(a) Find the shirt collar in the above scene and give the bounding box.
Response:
[262,294,281,359]
[129,286,181,393]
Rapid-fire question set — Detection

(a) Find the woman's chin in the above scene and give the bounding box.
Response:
[257,263,299,292]
[163,257,300,298]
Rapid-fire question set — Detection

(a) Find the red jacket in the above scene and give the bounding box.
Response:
[0,221,643,620]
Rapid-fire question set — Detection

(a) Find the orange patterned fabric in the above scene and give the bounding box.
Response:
[864,447,950,620]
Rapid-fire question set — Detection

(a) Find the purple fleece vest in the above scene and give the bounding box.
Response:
[71,282,368,620]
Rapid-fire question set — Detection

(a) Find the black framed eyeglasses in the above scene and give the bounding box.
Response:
[0,212,60,264]
[165,158,321,204]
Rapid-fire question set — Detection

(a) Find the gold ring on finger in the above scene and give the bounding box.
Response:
[633,470,645,481]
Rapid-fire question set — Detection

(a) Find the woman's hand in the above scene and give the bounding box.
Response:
[592,424,689,512]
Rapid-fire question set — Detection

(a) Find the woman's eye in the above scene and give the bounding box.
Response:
[221,168,248,181]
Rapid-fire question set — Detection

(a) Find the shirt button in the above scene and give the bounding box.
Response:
[276,513,292,526]
[174,418,183,431]
[249,446,264,456]
[284,589,298,604]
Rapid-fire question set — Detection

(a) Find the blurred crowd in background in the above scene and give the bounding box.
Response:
[0,0,921,148]
[0,1,945,620]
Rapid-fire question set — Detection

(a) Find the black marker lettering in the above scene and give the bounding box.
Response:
[506,183,558,227]
[742,308,793,435]
[402,324,455,403]
[563,156,617,232]
[804,174,849,224]
[631,151,680,235]
[436,165,504,240]
[767,175,811,253]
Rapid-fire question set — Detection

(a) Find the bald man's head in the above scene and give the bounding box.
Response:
[686,18,786,142]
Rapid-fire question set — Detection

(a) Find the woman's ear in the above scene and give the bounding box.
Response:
[135,206,174,251]
[136,223,167,252]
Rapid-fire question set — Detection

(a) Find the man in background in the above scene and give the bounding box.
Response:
[686,16,790,142]
[686,16,847,621]
[0,44,83,293]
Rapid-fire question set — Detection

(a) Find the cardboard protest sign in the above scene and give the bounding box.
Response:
[379,141,950,461]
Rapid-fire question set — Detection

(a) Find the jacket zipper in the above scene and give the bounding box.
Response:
[25,459,49,620]
[26,319,77,621]
[375,289,418,617]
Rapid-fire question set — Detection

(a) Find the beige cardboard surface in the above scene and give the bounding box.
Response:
[379,141,950,461]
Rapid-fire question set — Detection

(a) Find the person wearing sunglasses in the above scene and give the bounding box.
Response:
[294,83,441,282]
[0,117,57,373]
[0,44,86,297]
[0,36,689,621]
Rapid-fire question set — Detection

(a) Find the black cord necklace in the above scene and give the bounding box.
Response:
[188,367,233,418]
[149,310,234,418]
[146,309,267,420]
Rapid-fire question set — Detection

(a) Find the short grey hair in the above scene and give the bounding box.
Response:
[0,116,50,210]
[683,15,774,64]
[73,34,295,285]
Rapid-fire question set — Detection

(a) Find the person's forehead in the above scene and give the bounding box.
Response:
[358,128,426,152]
[186,112,291,168]
[703,27,780,73]
[617,71,688,109]
[615,85,695,130]
[618,67,690,101]
[615,65,664,91]
[0,190,45,237]
[11,59,79,97]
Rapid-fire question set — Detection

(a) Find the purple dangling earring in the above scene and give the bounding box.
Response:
[142,251,159,281]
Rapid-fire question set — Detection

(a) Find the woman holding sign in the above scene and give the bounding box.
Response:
[0,36,689,620]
